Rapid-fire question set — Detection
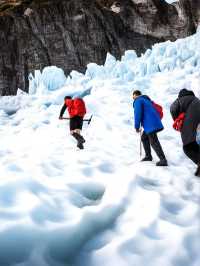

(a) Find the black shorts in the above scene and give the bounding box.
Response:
[70,116,83,131]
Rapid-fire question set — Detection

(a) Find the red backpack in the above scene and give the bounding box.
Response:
[173,112,185,131]
[65,98,86,117]
[152,101,163,119]
[72,98,86,117]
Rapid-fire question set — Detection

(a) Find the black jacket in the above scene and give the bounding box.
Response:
[170,90,200,145]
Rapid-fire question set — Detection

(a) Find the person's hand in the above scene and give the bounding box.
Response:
[59,116,63,120]
[135,128,141,133]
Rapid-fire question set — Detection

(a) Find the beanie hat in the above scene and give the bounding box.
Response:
[178,89,195,98]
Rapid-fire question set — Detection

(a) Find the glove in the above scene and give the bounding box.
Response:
[59,116,63,120]
[136,128,141,133]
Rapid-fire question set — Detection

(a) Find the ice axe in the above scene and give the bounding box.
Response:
[83,115,93,125]
[61,115,93,125]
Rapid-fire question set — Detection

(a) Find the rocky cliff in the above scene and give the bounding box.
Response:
[0,0,198,95]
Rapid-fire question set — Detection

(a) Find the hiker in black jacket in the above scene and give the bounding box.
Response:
[170,89,200,177]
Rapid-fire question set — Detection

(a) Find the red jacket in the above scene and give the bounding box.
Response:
[65,98,86,118]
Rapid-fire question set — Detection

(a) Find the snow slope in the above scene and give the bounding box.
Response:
[0,30,200,266]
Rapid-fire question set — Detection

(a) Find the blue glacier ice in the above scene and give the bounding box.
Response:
[29,66,67,94]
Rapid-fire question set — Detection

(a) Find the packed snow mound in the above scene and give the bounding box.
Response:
[0,31,200,266]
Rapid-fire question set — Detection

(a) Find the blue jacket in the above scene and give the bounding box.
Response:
[133,95,163,134]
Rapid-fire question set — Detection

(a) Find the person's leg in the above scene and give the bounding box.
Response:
[70,117,85,149]
[183,142,200,165]
[183,142,200,177]
[75,117,85,143]
[74,129,81,134]
[70,118,76,137]
[141,132,152,161]
[73,129,84,140]
[72,131,85,142]
[148,132,167,166]
[71,131,85,149]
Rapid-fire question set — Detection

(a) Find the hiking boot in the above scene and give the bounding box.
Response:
[77,143,84,149]
[141,156,153,162]
[194,164,200,177]
[156,159,168,166]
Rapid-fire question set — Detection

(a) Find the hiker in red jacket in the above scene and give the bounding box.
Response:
[59,96,86,149]
[170,89,200,177]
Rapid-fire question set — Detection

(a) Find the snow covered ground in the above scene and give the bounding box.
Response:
[0,30,200,266]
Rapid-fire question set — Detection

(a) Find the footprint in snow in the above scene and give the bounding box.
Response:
[162,197,185,215]
[136,175,163,191]
[159,195,198,227]
[98,162,115,174]
[141,220,169,240]
[6,164,23,173]
[82,167,94,177]
[68,182,105,208]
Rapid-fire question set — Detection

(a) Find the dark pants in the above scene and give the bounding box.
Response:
[141,131,166,160]
[183,142,200,165]
[69,116,83,131]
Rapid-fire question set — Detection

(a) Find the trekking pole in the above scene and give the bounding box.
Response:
[139,130,142,157]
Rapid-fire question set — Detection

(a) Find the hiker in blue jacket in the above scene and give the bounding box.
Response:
[133,90,168,166]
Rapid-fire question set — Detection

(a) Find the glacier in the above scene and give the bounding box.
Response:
[0,29,200,266]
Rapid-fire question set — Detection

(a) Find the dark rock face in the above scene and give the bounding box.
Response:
[0,0,198,95]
